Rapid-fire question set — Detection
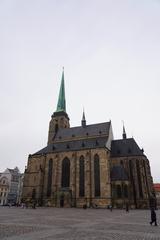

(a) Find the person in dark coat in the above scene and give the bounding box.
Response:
[150,208,157,226]
[126,203,129,212]
[109,205,113,212]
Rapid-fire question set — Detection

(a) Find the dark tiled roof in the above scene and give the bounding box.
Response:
[7,168,15,173]
[33,137,108,155]
[54,122,110,142]
[111,165,128,181]
[111,138,144,157]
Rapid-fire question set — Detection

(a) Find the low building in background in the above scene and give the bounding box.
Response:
[0,167,23,205]
[0,175,9,205]
[154,183,160,207]
[17,173,24,204]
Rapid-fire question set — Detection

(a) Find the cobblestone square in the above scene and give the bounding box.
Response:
[0,207,160,240]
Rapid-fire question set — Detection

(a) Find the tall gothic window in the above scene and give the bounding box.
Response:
[32,188,36,199]
[136,160,143,198]
[61,158,70,188]
[55,123,58,133]
[79,156,85,197]
[94,154,100,197]
[47,159,53,197]
[124,185,128,198]
[117,185,122,198]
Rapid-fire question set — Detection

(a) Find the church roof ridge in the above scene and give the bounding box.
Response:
[57,121,110,131]
[112,137,134,142]
[54,121,111,141]
[32,136,109,155]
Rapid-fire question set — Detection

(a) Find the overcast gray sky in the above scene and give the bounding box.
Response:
[0,0,160,182]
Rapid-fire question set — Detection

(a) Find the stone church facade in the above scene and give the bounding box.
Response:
[22,70,154,208]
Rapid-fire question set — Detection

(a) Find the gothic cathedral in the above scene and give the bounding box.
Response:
[22,70,154,208]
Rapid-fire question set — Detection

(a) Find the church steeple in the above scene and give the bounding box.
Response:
[56,68,66,112]
[122,123,127,139]
[47,69,70,145]
[81,109,86,127]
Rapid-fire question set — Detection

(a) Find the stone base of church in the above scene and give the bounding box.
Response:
[22,196,150,209]
[36,197,111,208]
[111,199,150,209]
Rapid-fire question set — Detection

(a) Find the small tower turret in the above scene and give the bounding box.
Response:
[81,109,86,127]
[122,123,127,139]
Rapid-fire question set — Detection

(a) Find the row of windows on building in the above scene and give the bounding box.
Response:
[0,188,8,191]
[46,154,101,198]
[0,192,7,197]
[0,200,6,205]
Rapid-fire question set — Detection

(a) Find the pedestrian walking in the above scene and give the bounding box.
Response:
[109,205,113,212]
[33,202,36,209]
[150,208,158,226]
[83,204,87,209]
[126,203,129,212]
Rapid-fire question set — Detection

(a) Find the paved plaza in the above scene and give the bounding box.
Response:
[0,207,160,240]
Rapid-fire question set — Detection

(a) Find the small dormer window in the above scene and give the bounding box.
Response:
[53,145,55,150]
[59,136,62,139]
[67,144,70,149]
[86,132,89,136]
[96,140,99,146]
[117,150,121,154]
[99,131,102,134]
[72,134,75,137]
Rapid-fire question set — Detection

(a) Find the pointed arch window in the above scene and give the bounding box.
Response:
[61,158,70,188]
[136,160,143,198]
[117,185,122,198]
[47,159,53,197]
[79,156,85,197]
[124,185,128,198]
[32,188,36,199]
[55,123,58,133]
[94,154,100,197]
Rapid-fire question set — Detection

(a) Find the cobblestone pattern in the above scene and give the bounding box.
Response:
[0,207,160,240]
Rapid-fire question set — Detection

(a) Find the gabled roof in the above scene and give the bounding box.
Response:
[111,165,129,181]
[111,138,144,157]
[7,167,20,174]
[7,169,15,174]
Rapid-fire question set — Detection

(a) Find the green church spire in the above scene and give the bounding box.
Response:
[56,68,66,112]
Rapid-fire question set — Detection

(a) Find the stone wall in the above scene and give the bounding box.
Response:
[22,148,111,208]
